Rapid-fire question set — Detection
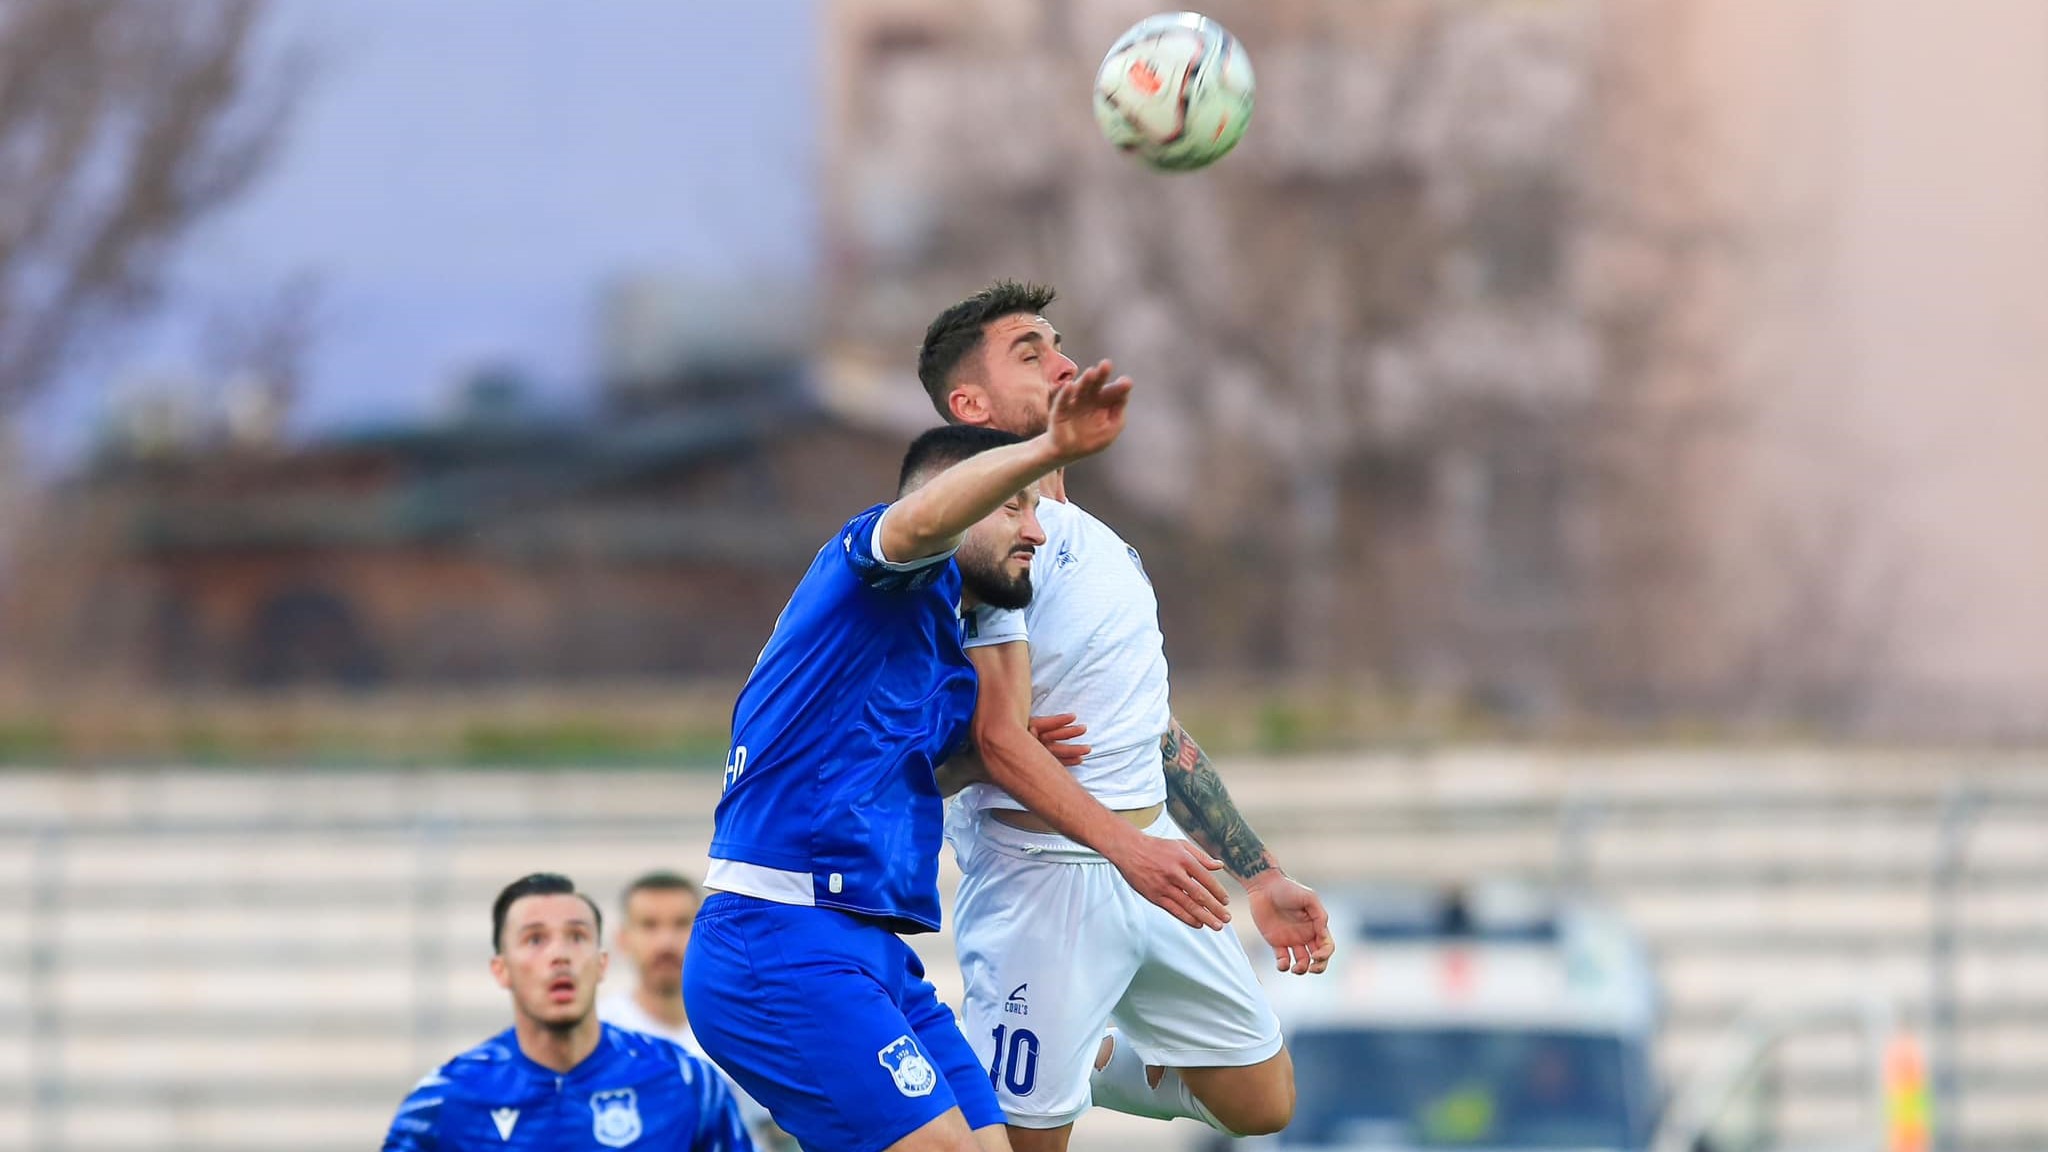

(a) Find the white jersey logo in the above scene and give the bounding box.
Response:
[491,1108,519,1141]
[590,1088,642,1147]
[877,1034,937,1097]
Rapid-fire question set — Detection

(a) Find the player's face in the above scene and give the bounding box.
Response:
[618,887,698,997]
[963,313,1077,437]
[491,893,608,1031]
[958,486,1045,611]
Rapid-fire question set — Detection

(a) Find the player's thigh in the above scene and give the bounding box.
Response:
[900,959,1006,1133]
[685,896,969,1152]
[1111,897,1284,1070]
[954,851,1141,1127]
[881,1107,986,1152]
[970,1121,1015,1152]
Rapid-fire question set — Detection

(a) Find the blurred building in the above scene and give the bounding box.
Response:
[0,280,934,690]
[820,0,2048,735]
[1679,0,2048,733]
[7,0,2040,733]
[821,0,1718,721]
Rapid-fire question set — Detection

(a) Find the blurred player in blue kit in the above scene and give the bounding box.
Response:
[684,360,1138,1152]
[382,872,752,1152]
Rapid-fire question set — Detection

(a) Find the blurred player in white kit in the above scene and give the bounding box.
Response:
[597,870,789,1150]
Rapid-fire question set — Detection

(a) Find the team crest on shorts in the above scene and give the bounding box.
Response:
[877,1035,938,1097]
[590,1088,642,1147]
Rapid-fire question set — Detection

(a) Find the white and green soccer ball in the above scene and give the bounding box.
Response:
[1092,11,1255,172]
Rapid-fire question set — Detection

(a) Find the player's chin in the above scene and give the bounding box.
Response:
[537,1000,590,1027]
[997,571,1035,608]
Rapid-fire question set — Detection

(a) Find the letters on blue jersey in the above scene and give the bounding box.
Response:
[709,504,979,932]
[380,1024,751,1152]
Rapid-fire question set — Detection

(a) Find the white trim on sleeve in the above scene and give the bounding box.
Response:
[961,606,1029,650]
[870,513,956,572]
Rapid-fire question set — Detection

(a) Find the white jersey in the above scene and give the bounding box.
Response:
[597,991,775,1134]
[960,497,1170,812]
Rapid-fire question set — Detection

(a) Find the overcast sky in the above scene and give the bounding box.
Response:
[25,0,816,467]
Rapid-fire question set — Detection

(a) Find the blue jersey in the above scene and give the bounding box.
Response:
[706,504,976,932]
[382,1024,752,1152]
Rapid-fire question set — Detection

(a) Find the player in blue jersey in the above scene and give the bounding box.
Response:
[685,361,1137,1152]
[383,873,752,1152]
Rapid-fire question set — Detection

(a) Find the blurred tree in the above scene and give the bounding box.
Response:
[1049,0,1630,706]
[0,0,297,412]
[824,0,1908,732]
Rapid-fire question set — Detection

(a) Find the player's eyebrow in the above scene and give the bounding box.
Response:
[1009,330,1048,354]
[519,915,594,934]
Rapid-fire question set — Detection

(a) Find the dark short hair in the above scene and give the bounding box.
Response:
[897,425,1027,495]
[917,280,1058,418]
[619,870,699,910]
[491,872,603,953]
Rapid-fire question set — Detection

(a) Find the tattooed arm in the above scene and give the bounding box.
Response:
[1161,715,1335,974]
[1159,717,1278,884]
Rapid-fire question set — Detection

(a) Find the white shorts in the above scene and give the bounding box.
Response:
[948,805,1284,1128]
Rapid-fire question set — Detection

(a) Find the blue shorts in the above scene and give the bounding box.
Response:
[684,892,1003,1152]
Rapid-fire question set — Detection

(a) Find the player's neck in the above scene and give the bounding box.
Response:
[1042,468,1069,503]
[515,1012,603,1074]
[634,984,688,1031]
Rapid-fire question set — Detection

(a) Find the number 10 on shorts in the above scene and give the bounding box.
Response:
[987,1025,1040,1097]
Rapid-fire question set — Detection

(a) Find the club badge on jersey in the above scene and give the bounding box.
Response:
[590,1089,642,1148]
[1125,545,1151,585]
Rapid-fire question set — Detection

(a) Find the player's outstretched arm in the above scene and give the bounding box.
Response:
[1161,716,1336,974]
[879,359,1131,563]
[971,641,1231,931]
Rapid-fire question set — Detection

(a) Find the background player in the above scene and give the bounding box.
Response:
[382,872,751,1152]
[685,362,1137,1152]
[598,870,790,1150]
[917,282,1335,1149]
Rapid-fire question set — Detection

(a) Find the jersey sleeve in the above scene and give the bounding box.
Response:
[380,1073,445,1152]
[839,504,955,593]
[681,1054,756,1152]
[961,604,1028,650]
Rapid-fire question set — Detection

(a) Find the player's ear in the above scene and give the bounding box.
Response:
[947,384,990,427]
[489,954,511,990]
[596,951,610,982]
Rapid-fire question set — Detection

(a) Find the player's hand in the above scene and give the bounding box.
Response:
[1030,712,1090,768]
[1046,359,1132,464]
[1108,834,1231,931]
[1245,872,1335,975]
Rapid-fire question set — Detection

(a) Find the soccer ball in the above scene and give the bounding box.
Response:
[1092,12,1255,172]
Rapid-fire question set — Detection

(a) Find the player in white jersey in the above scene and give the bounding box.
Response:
[597,871,790,1150]
[918,282,1336,1151]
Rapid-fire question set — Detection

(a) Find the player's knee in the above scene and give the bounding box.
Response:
[1211,1091,1294,1137]
[1202,1056,1296,1137]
